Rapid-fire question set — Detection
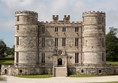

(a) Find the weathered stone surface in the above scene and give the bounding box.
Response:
[1,11,117,76]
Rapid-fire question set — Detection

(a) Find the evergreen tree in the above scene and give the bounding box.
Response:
[106,27,118,61]
[0,40,6,57]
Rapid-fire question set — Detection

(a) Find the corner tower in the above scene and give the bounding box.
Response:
[82,11,106,65]
[15,11,38,66]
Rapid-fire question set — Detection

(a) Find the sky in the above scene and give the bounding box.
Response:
[0,0,118,47]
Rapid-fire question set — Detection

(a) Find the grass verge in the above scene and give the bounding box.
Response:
[69,74,97,77]
[0,76,6,81]
[0,60,14,65]
[91,82,118,83]
[106,61,118,65]
[16,74,53,78]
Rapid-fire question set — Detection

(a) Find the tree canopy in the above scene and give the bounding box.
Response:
[0,40,6,57]
[106,27,118,61]
[0,40,14,58]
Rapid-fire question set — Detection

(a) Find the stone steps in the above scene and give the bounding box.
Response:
[53,67,67,77]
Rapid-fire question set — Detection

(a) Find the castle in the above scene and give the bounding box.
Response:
[1,11,118,76]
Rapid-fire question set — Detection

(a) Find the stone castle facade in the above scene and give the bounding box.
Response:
[1,11,118,76]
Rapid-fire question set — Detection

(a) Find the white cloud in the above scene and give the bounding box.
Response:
[1,0,118,47]
[0,20,14,31]
[1,0,118,30]
[1,0,33,11]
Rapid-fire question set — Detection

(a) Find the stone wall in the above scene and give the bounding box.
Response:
[82,11,106,65]
[68,65,118,75]
[1,65,53,75]
[15,11,38,65]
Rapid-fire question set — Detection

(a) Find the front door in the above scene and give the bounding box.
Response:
[58,58,62,65]
[4,69,8,74]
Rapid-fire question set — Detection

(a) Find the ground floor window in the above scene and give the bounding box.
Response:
[75,53,79,63]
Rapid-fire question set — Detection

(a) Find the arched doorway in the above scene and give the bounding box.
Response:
[58,58,62,65]
[4,69,8,74]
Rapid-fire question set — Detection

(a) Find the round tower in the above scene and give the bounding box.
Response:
[15,11,38,66]
[82,11,106,65]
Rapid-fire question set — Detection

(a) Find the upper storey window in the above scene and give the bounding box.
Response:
[17,25,19,30]
[62,38,66,46]
[55,27,58,32]
[17,16,19,21]
[75,27,79,32]
[75,38,79,46]
[42,38,45,47]
[42,27,45,33]
[16,37,19,45]
[62,27,66,32]
[55,38,58,47]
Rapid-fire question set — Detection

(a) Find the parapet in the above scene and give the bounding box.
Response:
[15,10,38,15]
[63,15,70,22]
[53,15,59,22]
[83,11,105,17]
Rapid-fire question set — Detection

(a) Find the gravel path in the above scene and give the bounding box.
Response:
[1,75,118,83]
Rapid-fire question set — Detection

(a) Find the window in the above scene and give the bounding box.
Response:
[55,27,58,32]
[16,52,19,63]
[17,16,19,21]
[17,25,19,30]
[41,53,45,63]
[55,38,58,46]
[62,27,66,32]
[99,70,102,73]
[19,70,22,73]
[42,38,45,47]
[62,38,66,46]
[75,27,79,32]
[75,53,79,63]
[81,69,84,73]
[102,53,104,61]
[102,38,105,47]
[42,27,45,33]
[16,37,19,45]
[75,38,79,46]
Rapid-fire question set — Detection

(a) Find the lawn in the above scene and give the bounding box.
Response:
[69,74,97,77]
[106,61,118,65]
[16,74,53,78]
[0,76,6,81]
[5,55,14,59]
[93,82,118,83]
[0,60,14,65]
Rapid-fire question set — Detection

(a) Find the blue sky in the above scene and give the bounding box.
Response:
[0,0,118,47]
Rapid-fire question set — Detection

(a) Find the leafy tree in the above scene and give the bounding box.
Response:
[106,27,118,61]
[5,45,14,57]
[0,40,6,57]
[5,47,12,55]
[10,45,15,56]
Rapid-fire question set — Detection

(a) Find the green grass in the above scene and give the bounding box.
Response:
[0,60,14,65]
[106,61,118,65]
[93,82,118,83]
[0,76,6,81]
[5,55,14,59]
[16,74,53,78]
[69,74,97,77]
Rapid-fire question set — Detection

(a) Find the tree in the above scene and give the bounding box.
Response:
[106,27,118,61]
[10,45,15,56]
[0,40,6,57]
[5,45,14,57]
